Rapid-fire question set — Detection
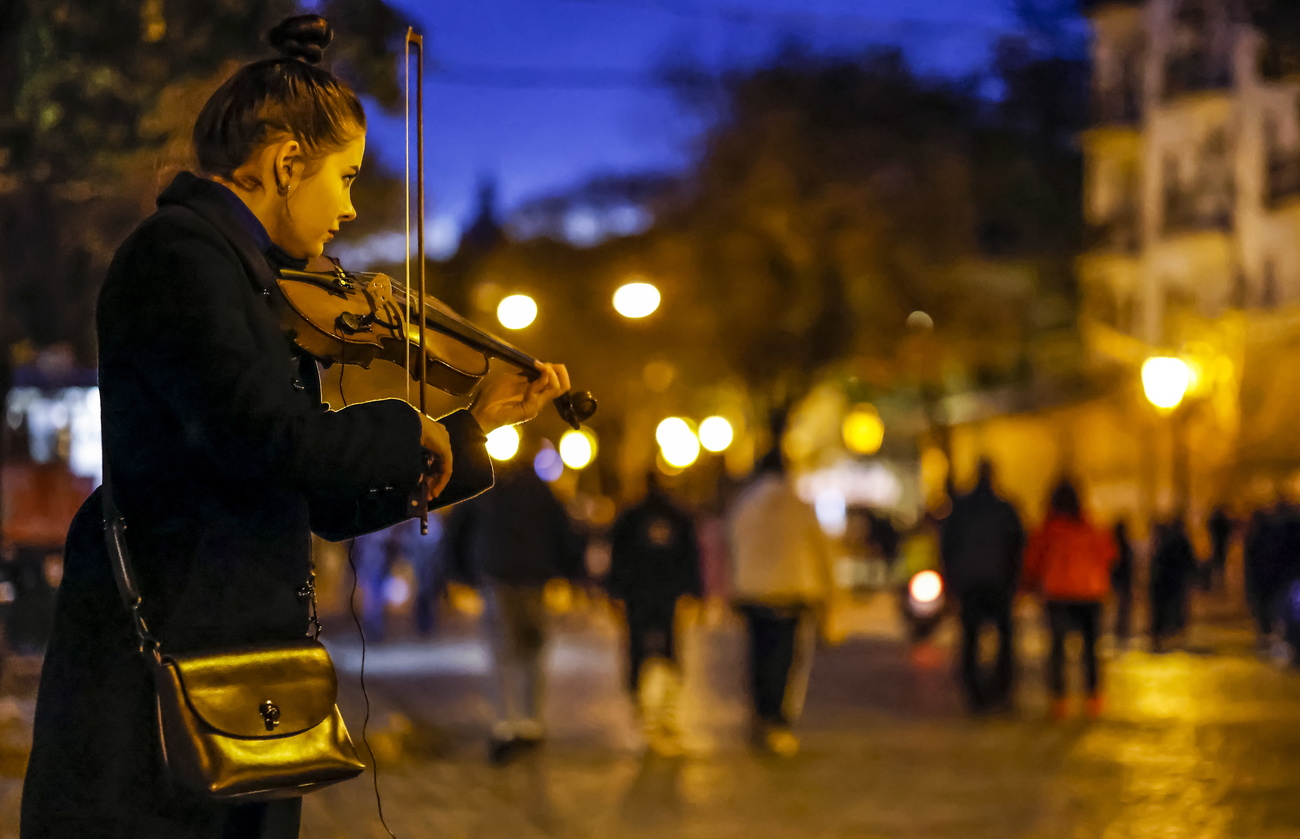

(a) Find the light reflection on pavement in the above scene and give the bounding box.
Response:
[0,593,1293,837]
[290,595,1300,839]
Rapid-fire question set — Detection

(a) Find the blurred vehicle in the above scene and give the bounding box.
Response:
[902,569,946,641]
[893,518,947,642]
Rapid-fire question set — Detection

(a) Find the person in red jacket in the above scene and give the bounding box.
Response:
[1023,479,1118,719]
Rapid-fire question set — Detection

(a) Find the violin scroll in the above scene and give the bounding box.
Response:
[553,391,597,431]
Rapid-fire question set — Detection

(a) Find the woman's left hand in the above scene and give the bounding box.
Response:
[469,362,570,432]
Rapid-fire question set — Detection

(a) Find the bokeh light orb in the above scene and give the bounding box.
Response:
[656,417,700,468]
[497,294,538,330]
[698,416,734,452]
[485,426,521,461]
[559,429,596,470]
[613,282,661,318]
[909,570,943,604]
[842,403,885,455]
[1141,356,1191,410]
[533,445,564,482]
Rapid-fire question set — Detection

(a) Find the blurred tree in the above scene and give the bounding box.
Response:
[436,44,1087,490]
[644,45,1085,420]
[0,0,410,365]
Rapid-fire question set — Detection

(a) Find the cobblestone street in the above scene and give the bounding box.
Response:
[1,592,1299,838]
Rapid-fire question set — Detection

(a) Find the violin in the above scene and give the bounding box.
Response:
[275,27,594,435]
[275,257,597,430]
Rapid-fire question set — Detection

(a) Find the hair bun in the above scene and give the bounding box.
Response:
[268,14,333,65]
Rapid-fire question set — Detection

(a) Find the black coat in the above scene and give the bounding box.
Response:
[443,461,584,587]
[607,490,702,618]
[20,173,493,839]
[940,481,1025,598]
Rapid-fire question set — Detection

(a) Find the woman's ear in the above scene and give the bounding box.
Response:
[272,139,304,195]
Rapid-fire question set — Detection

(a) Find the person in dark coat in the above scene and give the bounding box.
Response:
[1245,502,1285,646]
[607,472,702,752]
[442,451,585,764]
[20,17,570,839]
[1111,520,1135,644]
[939,460,1025,714]
[1206,505,1233,591]
[1149,517,1198,652]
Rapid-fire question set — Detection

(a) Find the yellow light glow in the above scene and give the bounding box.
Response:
[485,426,521,461]
[1142,357,1192,411]
[655,417,700,468]
[613,282,661,318]
[559,429,596,470]
[497,294,538,330]
[698,416,734,452]
[842,404,885,455]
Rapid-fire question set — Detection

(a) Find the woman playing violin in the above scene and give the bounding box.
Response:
[20,15,568,839]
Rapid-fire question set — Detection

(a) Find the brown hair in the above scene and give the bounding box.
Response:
[192,15,366,184]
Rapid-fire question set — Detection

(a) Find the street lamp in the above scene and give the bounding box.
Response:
[485,426,521,461]
[1141,356,1191,411]
[656,417,700,468]
[613,282,660,319]
[497,294,538,330]
[559,428,597,470]
[1141,355,1193,517]
[698,416,734,452]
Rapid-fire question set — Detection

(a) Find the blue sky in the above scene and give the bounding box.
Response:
[355,0,1027,256]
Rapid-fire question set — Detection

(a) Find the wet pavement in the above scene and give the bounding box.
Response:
[1,590,1299,838]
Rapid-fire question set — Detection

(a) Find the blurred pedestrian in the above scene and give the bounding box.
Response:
[352,516,446,641]
[1110,520,1134,645]
[443,452,586,764]
[1244,503,1282,648]
[939,460,1025,714]
[1023,479,1116,719]
[1206,504,1233,591]
[1148,516,1197,653]
[727,449,835,757]
[607,472,703,755]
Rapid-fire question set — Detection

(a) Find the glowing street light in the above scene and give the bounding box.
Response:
[698,416,734,452]
[613,282,661,319]
[842,403,884,455]
[656,417,700,468]
[497,294,538,330]
[485,426,521,460]
[559,428,597,470]
[1142,357,1191,411]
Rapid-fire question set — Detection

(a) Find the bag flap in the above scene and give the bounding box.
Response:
[165,640,340,738]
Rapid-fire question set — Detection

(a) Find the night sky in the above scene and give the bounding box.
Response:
[356,0,1025,256]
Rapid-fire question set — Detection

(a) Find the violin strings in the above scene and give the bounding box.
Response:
[404,33,413,408]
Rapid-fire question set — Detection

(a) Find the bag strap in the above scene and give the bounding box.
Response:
[100,462,163,661]
[101,460,323,653]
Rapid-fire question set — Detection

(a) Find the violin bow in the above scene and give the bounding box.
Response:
[406,27,433,534]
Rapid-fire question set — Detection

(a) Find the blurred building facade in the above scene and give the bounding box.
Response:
[942,0,1300,535]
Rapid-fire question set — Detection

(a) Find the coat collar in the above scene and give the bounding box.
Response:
[156,172,309,291]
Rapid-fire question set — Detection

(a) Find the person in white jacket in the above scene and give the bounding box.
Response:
[727,449,835,756]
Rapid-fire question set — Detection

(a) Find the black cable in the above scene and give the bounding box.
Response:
[348,541,399,839]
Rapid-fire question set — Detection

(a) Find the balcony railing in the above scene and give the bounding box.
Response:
[1163,54,1233,100]
[1084,210,1141,253]
[1162,188,1233,235]
[1267,153,1300,205]
[1090,86,1143,126]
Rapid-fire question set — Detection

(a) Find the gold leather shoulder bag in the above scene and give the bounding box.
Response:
[102,473,365,801]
